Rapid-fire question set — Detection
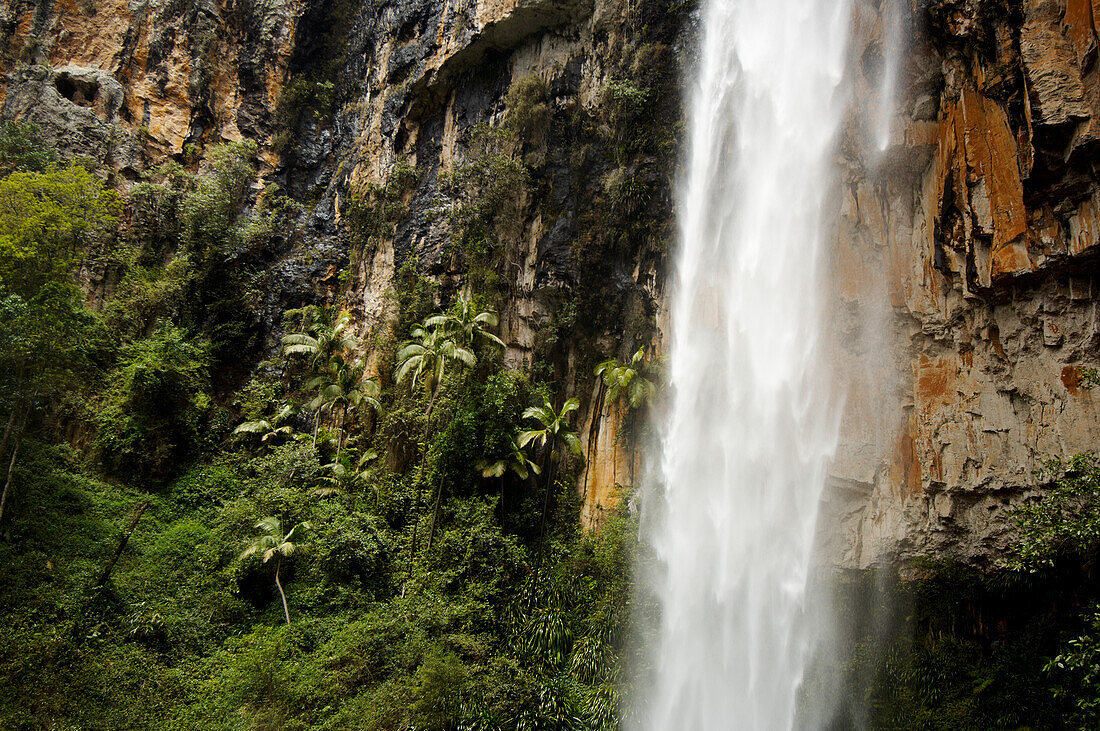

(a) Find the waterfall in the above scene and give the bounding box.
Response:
[639,0,853,727]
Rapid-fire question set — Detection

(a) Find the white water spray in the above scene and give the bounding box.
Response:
[639,0,853,727]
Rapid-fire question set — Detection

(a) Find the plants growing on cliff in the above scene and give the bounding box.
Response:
[394,296,505,418]
[96,324,212,479]
[424,294,506,352]
[0,163,122,297]
[0,120,58,176]
[233,402,298,448]
[346,158,418,247]
[395,323,475,418]
[505,74,550,146]
[306,355,381,459]
[271,77,336,155]
[594,346,660,486]
[595,346,659,410]
[438,123,529,294]
[282,306,356,372]
[181,140,259,257]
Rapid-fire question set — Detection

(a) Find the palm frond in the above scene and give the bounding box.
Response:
[234,419,273,435]
[517,430,545,449]
[255,516,281,534]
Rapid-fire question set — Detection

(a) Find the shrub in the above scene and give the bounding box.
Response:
[0,120,57,176]
[96,325,212,479]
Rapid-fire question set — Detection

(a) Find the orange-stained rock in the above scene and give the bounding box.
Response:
[916,354,959,411]
[1064,0,1098,67]
[577,385,639,531]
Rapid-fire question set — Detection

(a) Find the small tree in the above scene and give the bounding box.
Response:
[395,324,475,417]
[519,397,584,571]
[307,356,381,458]
[424,296,505,353]
[233,402,297,448]
[239,517,311,626]
[480,436,540,524]
[594,346,659,484]
[282,306,356,372]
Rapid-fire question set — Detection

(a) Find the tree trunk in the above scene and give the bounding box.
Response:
[274,557,291,626]
[335,407,345,461]
[500,476,505,525]
[0,368,26,461]
[312,412,320,446]
[535,454,557,574]
[402,475,426,596]
[426,473,445,553]
[0,407,30,526]
[425,382,441,419]
[96,502,148,587]
[0,405,17,467]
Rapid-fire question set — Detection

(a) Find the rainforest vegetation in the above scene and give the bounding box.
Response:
[0,117,646,729]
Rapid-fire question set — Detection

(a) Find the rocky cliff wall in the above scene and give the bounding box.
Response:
[5,0,1099,564]
[824,0,1100,569]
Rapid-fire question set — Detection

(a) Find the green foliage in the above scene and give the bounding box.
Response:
[518,396,583,460]
[346,158,418,247]
[282,305,357,372]
[392,255,439,334]
[101,255,195,340]
[272,77,337,155]
[181,140,258,256]
[0,282,102,403]
[0,163,121,298]
[395,321,477,415]
[96,325,212,479]
[125,162,191,263]
[0,120,58,176]
[595,346,659,410]
[1006,453,1100,573]
[1045,607,1100,727]
[439,123,529,294]
[505,74,550,144]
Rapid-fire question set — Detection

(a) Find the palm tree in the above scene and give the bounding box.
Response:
[394,324,475,417]
[307,356,381,458]
[594,346,659,409]
[282,306,356,372]
[239,517,311,625]
[479,436,540,524]
[232,403,298,447]
[425,296,506,352]
[315,449,378,498]
[518,397,583,571]
[593,346,660,485]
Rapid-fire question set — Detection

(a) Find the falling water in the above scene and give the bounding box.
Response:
[640,0,853,728]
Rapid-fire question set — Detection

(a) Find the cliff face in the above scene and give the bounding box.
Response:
[5,0,1099,563]
[826,0,1100,569]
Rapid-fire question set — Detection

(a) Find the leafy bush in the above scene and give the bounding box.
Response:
[505,74,550,144]
[0,163,121,297]
[0,120,57,176]
[97,325,212,479]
